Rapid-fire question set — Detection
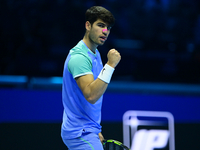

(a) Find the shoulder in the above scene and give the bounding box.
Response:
[69,53,92,66]
[70,41,92,61]
[67,51,93,78]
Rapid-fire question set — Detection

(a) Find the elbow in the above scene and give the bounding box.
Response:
[86,96,98,104]
[83,90,100,104]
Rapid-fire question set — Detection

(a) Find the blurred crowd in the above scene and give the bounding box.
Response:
[1,0,200,84]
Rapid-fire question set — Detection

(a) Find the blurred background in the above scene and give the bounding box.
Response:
[0,0,200,149]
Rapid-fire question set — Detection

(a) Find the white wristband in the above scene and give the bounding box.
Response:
[98,64,115,83]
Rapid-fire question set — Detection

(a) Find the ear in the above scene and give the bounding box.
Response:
[85,21,91,31]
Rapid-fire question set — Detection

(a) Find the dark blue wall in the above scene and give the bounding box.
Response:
[1,88,200,123]
[1,88,200,149]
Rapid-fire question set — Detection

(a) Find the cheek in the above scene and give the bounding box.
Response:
[89,31,97,41]
[90,28,98,35]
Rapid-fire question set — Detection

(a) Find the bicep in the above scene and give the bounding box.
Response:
[75,74,95,99]
[75,73,108,104]
[75,74,106,101]
[75,74,94,92]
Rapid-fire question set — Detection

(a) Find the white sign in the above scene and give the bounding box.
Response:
[123,110,175,150]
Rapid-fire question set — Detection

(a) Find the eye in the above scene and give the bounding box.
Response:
[107,26,112,30]
[98,24,105,28]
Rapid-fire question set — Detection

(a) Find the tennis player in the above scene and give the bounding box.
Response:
[61,6,121,150]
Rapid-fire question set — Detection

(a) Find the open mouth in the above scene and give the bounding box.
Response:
[100,36,107,42]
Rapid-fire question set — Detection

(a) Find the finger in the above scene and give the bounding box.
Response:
[110,49,117,52]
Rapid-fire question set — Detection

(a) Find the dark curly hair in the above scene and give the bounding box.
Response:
[85,6,115,28]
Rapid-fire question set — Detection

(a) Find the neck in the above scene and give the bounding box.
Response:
[82,35,97,53]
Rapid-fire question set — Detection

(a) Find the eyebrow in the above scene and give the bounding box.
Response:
[97,22,106,25]
[97,22,111,29]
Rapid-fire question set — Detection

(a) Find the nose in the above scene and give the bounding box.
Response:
[102,29,108,32]
[102,29,109,36]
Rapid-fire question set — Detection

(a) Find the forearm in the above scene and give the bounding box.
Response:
[84,63,116,103]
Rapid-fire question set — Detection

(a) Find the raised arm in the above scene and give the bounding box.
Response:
[76,49,121,104]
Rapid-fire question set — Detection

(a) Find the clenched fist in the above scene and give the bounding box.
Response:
[107,49,121,68]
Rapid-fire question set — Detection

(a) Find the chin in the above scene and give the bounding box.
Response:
[99,41,105,46]
[99,43,104,46]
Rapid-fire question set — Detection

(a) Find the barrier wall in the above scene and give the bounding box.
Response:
[0,87,200,149]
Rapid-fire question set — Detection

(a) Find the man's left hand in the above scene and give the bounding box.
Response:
[98,132,104,144]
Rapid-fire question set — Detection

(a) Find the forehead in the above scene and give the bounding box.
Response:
[94,19,109,26]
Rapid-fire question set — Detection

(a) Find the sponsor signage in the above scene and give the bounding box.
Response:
[123,110,175,150]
